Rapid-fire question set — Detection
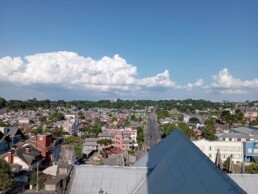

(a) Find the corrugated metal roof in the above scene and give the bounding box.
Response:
[69,165,148,194]
[229,174,258,194]
[231,127,254,135]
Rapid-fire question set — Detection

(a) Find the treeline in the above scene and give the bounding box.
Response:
[0,96,253,111]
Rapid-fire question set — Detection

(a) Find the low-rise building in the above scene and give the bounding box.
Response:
[83,138,98,158]
[244,110,258,121]
[243,141,258,162]
[0,127,25,154]
[216,133,255,142]
[193,139,244,164]
[0,144,44,171]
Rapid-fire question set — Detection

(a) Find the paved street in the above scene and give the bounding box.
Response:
[145,112,160,149]
[136,111,161,160]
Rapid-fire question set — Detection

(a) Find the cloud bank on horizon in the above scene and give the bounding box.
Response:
[0,51,257,100]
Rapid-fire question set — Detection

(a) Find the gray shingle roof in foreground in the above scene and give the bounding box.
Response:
[69,129,246,194]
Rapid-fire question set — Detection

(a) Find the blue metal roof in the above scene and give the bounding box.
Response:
[134,129,246,194]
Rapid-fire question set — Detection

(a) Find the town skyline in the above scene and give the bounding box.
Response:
[1,0,258,101]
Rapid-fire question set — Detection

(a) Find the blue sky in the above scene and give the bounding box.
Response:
[0,0,258,101]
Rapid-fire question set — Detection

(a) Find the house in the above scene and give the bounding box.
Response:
[216,133,255,142]
[17,133,62,166]
[214,121,230,133]
[0,144,44,171]
[18,118,30,125]
[43,163,72,177]
[0,131,11,154]
[216,127,258,142]
[243,141,258,162]
[83,138,98,158]
[45,174,68,193]
[193,128,203,138]
[0,126,25,145]
[0,127,25,154]
[244,110,258,121]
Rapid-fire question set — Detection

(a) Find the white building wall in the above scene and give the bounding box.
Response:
[193,139,243,164]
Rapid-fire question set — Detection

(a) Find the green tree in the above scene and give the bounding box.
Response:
[29,172,37,187]
[250,120,258,126]
[52,128,68,137]
[177,115,183,122]
[97,139,112,147]
[235,109,244,124]
[222,157,231,173]
[157,109,170,119]
[137,126,144,145]
[111,117,117,122]
[161,123,176,138]
[0,159,15,193]
[203,118,215,140]
[0,119,7,127]
[221,110,231,123]
[39,116,47,123]
[178,122,192,138]
[78,111,85,119]
[160,122,191,138]
[245,163,258,174]
[33,127,43,134]
[131,114,137,121]
[123,119,130,127]
[0,97,7,108]
[49,112,65,122]
[74,144,83,159]
[189,117,200,124]
[64,136,81,144]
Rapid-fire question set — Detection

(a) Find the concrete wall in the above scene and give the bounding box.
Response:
[45,184,57,192]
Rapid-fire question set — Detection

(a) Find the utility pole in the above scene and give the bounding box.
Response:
[36,162,39,192]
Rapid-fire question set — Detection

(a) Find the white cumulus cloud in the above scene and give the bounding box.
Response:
[210,68,258,94]
[212,68,258,89]
[220,89,247,94]
[183,79,204,90]
[0,51,177,92]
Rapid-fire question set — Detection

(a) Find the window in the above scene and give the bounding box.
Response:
[209,154,212,158]
[228,146,233,151]
[234,154,240,159]
[222,146,227,151]
[209,146,212,151]
[248,148,252,153]
[254,149,258,154]
[235,147,240,151]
